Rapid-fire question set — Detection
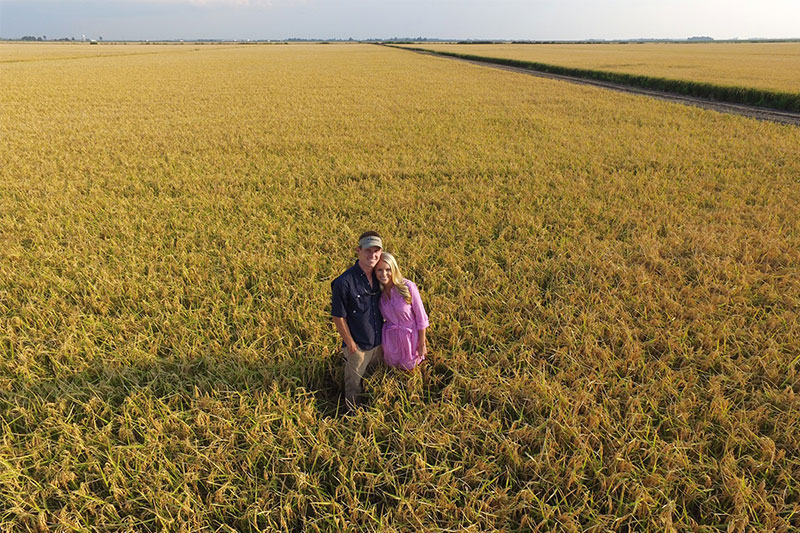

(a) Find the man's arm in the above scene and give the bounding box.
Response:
[333,317,360,354]
[331,277,362,354]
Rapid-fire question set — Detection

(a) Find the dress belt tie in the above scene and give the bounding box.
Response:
[385,324,413,334]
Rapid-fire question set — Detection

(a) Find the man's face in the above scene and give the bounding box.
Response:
[357,246,382,270]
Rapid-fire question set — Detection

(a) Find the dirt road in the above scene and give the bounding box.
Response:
[402,48,800,126]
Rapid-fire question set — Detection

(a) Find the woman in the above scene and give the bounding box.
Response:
[375,252,429,370]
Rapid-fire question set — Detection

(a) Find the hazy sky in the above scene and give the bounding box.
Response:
[1,0,798,41]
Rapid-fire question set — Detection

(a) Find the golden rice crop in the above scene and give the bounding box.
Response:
[0,41,202,63]
[407,42,800,94]
[1,42,799,531]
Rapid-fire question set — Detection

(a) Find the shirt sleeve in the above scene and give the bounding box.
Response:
[331,278,348,318]
[407,281,429,330]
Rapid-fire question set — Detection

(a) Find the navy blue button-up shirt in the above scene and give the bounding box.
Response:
[331,261,383,350]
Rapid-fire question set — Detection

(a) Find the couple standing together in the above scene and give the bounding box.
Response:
[331,231,429,409]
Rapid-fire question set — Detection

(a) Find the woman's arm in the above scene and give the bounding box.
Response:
[417,327,427,359]
[408,281,429,358]
[408,281,429,330]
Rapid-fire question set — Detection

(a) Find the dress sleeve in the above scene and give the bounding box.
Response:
[331,278,348,318]
[407,281,429,330]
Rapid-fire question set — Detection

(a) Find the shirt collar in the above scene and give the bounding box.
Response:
[350,260,378,286]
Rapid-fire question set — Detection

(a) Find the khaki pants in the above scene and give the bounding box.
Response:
[343,345,383,406]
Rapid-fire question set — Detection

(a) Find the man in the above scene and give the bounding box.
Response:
[331,231,384,410]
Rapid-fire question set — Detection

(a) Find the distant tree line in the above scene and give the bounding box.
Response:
[19,35,77,41]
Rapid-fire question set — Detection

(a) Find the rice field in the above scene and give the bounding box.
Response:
[1,42,799,531]
[0,41,202,63]
[406,42,800,94]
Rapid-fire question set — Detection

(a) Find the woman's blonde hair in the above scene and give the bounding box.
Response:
[378,252,411,304]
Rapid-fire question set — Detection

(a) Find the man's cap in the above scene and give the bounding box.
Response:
[359,235,383,249]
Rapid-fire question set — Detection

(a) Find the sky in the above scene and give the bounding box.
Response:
[1,0,799,41]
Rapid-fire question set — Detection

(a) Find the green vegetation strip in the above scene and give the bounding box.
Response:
[394,45,800,113]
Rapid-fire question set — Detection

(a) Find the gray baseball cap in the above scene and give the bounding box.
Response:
[358,235,383,249]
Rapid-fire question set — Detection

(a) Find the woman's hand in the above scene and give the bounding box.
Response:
[417,339,427,359]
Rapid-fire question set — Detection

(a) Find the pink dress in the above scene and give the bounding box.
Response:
[380,280,429,370]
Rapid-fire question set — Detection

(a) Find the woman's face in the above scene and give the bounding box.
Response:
[375,259,392,286]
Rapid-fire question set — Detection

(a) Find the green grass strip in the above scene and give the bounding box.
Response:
[391,45,800,113]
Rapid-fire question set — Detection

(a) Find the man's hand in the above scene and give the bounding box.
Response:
[347,343,363,357]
